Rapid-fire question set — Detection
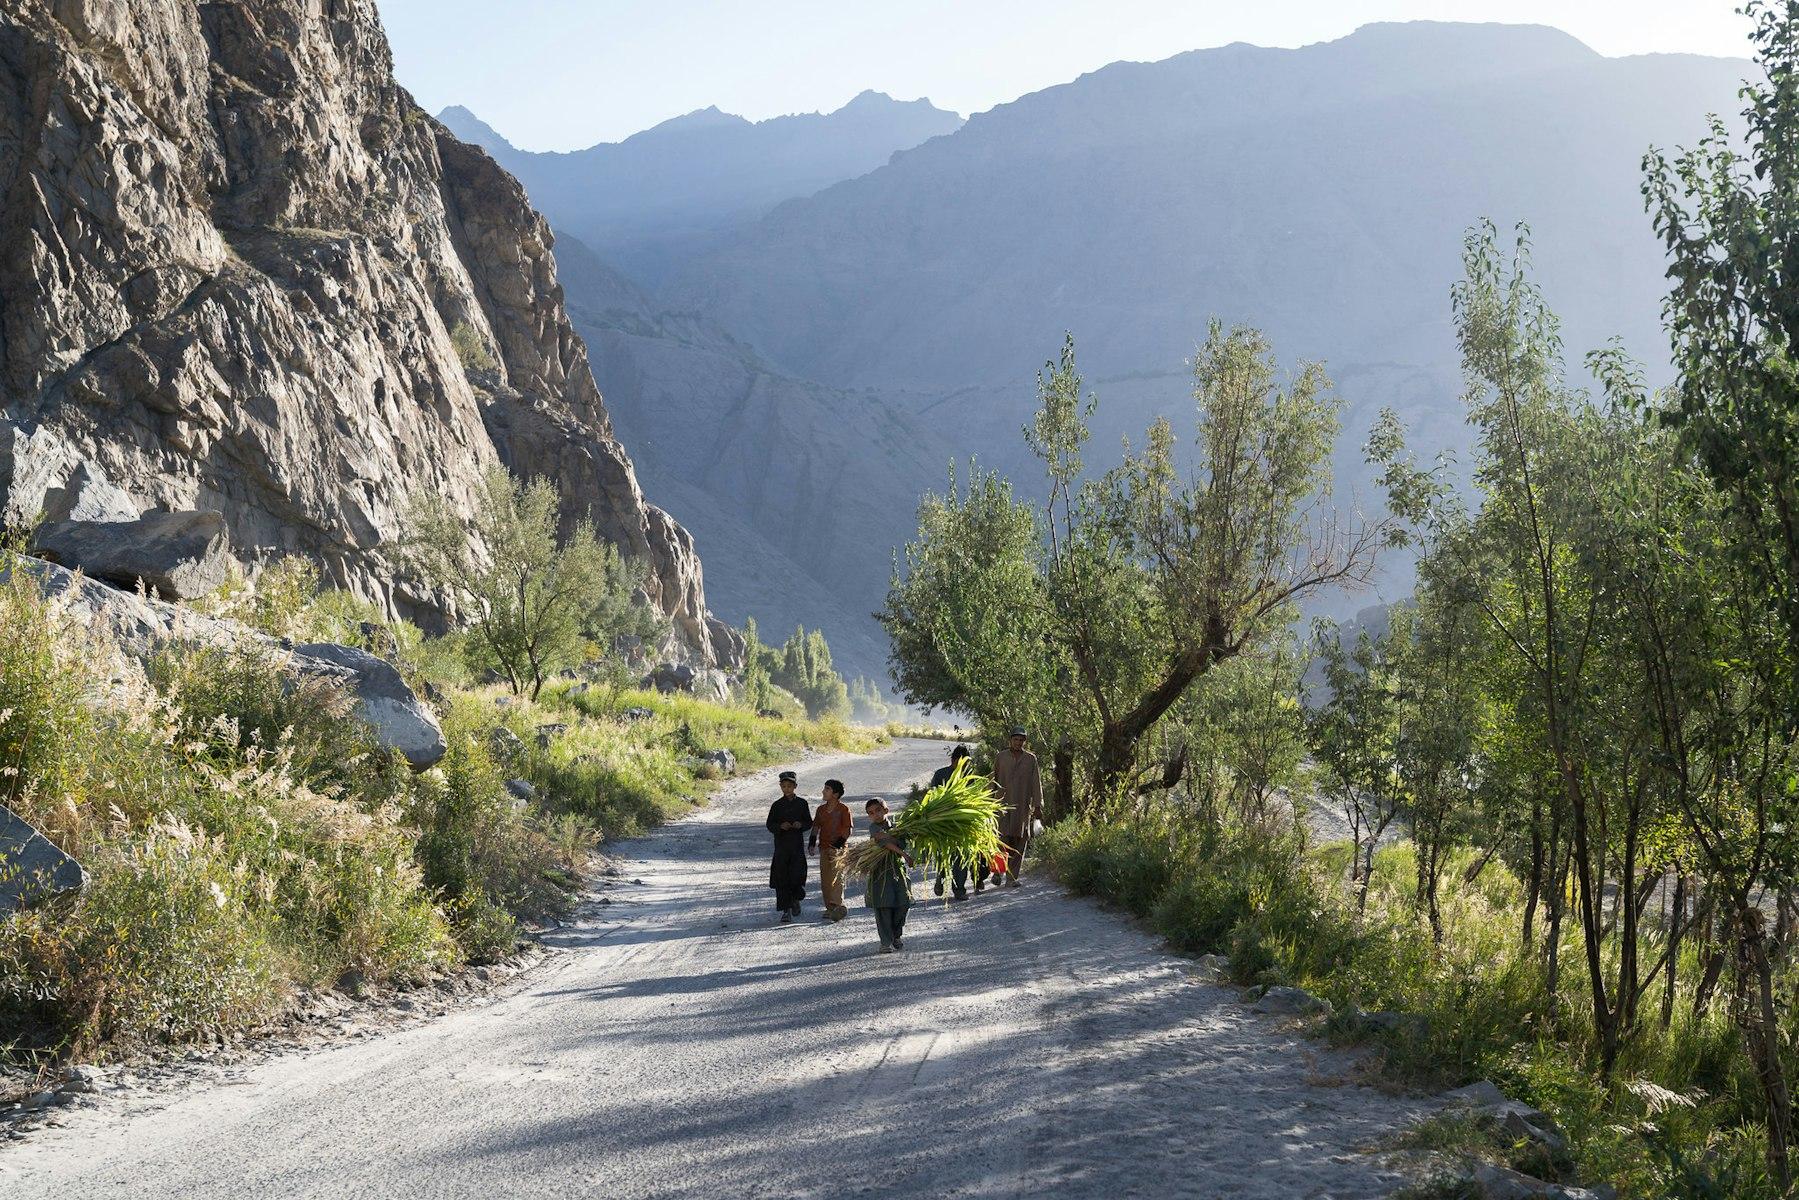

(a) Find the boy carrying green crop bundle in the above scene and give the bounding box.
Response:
[862,797,915,952]
[848,762,1003,952]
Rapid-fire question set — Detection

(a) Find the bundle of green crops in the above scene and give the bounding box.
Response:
[846,759,1005,879]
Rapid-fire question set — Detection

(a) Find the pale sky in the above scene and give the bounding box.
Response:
[379,0,1754,151]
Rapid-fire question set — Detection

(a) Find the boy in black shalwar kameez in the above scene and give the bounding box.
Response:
[765,770,813,923]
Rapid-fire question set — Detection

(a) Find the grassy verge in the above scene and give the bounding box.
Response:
[1036,808,1780,1198]
[0,568,877,1065]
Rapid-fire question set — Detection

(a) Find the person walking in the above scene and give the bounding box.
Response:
[863,796,915,952]
[990,727,1043,887]
[929,745,980,901]
[808,778,853,922]
[766,770,812,922]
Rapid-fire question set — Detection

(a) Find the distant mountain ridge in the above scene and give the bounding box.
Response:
[438,92,964,287]
[466,22,1753,686]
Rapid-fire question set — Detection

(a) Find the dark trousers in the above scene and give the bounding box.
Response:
[874,904,909,947]
[775,883,804,912]
[946,855,990,896]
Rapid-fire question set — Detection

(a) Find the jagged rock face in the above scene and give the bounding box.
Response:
[0,0,737,667]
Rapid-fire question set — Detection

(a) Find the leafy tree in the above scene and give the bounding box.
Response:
[880,465,1071,756]
[1643,0,1799,685]
[771,626,850,721]
[1172,630,1307,830]
[739,617,775,712]
[409,468,657,699]
[1308,616,1408,915]
[847,675,896,724]
[885,327,1384,802]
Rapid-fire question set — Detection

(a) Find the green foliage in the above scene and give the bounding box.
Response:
[413,697,564,938]
[740,622,851,720]
[846,760,1002,879]
[448,320,497,375]
[1642,0,1799,685]
[409,468,661,699]
[847,674,897,724]
[883,325,1382,803]
[0,563,96,813]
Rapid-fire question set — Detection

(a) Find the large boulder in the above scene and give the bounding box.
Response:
[0,804,87,914]
[645,662,697,694]
[295,643,448,769]
[7,557,446,768]
[1472,1164,1612,1200]
[1447,1080,1569,1157]
[33,511,230,601]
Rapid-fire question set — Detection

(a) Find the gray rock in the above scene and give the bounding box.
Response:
[702,748,737,775]
[1448,1080,1567,1157]
[622,707,656,723]
[38,463,141,524]
[692,668,732,702]
[1473,1163,1607,1200]
[34,510,231,601]
[60,1066,105,1095]
[1192,954,1232,982]
[756,708,784,721]
[4,557,446,768]
[645,663,697,694]
[296,643,447,770]
[1250,986,1332,1017]
[1447,1080,1510,1108]
[534,723,568,749]
[0,0,739,670]
[504,778,537,803]
[487,726,525,764]
[0,803,87,914]
[336,969,369,1000]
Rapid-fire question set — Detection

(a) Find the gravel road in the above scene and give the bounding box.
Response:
[2,738,1433,1198]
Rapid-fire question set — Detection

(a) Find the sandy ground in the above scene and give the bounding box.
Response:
[0,739,1436,1199]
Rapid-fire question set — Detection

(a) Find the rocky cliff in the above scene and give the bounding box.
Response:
[0,0,739,666]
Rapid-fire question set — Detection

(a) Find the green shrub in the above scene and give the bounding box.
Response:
[414,698,566,932]
[59,823,284,1049]
[445,892,517,965]
[449,321,497,374]
[0,564,98,823]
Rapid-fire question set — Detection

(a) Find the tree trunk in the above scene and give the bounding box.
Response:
[1523,797,1545,951]
[1050,740,1074,823]
[1661,873,1687,1031]
[1692,897,1726,1023]
[1735,906,1794,1190]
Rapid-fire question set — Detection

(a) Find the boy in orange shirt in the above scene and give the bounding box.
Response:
[807,779,853,922]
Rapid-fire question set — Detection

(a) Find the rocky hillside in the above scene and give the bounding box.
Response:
[555,235,938,679]
[0,0,738,666]
[439,92,963,289]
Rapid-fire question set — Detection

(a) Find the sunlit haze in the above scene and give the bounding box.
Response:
[380,0,1753,149]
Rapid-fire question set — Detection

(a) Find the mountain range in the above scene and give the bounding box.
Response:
[448,22,1753,685]
[438,92,963,288]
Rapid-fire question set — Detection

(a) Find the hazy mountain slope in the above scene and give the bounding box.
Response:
[669,24,1744,401]
[586,21,1750,653]
[439,92,963,288]
[555,237,938,680]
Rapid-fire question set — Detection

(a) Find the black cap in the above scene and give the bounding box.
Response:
[1009,727,1028,739]
[778,770,797,783]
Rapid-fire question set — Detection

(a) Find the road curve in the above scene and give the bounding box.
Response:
[3,738,1431,1198]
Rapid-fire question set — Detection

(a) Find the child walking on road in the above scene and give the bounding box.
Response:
[863,797,914,953]
[808,779,853,922]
